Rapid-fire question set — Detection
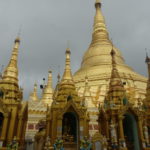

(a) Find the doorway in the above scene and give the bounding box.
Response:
[0,113,4,136]
[62,112,78,143]
[123,113,140,150]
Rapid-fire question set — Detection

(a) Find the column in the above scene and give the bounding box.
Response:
[118,115,124,140]
[16,115,23,141]
[138,116,144,141]
[0,114,9,142]
[57,118,62,138]
[118,115,127,149]
[7,108,17,141]
[79,118,84,140]
[138,116,145,148]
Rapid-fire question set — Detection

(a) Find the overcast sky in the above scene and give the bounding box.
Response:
[0,0,150,99]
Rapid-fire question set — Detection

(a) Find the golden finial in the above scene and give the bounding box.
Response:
[29,83,39,101]
[47,70,52,87]
[92,0,110,45]
[14,37,20,43]
[95,0,101,7]
[107,44,125,105]
[110,46,120,81]
[42,71,53,106]
[66,42,71,54]
[110,42,117,70]
[62,44,73,81]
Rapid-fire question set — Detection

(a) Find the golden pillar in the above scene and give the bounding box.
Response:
[138,116,144,141]
[83,118,88,137]
[118,115,124,140]
[21,119,27,146]
[7,108,17,142]
[79,118,84,139]
[16,115,23,141]
[0,114,9,142]
[57,118,62,138]
[17,116,23,140]
[118,115,127,149]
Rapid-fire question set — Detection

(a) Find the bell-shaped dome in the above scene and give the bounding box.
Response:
[74,1,147,104]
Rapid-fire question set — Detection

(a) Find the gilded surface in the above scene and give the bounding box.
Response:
[42,71,53,106]
[74,0,147,105]
[0,37,28,149]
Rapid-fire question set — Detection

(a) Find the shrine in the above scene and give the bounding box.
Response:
[46,48,89,149]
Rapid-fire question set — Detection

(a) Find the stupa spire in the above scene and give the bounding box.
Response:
[110,47,120,79]
[108,47,125,105]
[47,70,52,88]
[62,47,73,81]
[2,37,20,83]
[91,0,110,45]
[42,71,53,106]
[29,83,39,101]
[55,47,79,104]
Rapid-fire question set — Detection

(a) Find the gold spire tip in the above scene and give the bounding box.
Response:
[49,70,52,74]
[95,0,101,7]
[66,48,71,54]
[14,37,20,43]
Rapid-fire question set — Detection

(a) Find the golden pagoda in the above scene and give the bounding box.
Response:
[26,0,149,149]
[73,0,148,137]
[74,0,147,103]
[46,47,89,149]
[0,37,28,149]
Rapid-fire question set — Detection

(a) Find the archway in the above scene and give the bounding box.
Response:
[123,113,140,150]
[62,112,78,143]
[0,112,4,136]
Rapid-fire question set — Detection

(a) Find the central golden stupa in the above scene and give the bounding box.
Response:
[74,0,147,105]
